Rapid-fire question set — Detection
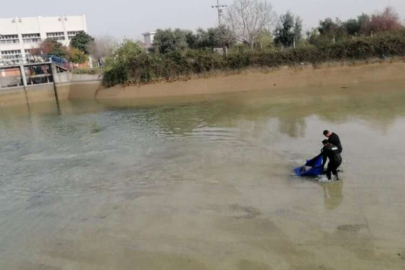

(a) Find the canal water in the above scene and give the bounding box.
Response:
[0,81,405,270]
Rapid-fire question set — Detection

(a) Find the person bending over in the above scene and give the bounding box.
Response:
[321,140,342,181]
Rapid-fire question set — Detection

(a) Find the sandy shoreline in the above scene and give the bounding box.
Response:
[2,59,405,108]
[88,59,405,101]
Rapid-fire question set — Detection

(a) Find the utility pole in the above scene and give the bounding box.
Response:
[211,1,229,55]
[212,0,227,26]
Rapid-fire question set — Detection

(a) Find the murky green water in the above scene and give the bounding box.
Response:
[1,81,405,270]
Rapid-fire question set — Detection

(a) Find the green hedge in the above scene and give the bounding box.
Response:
[103,31,405,87]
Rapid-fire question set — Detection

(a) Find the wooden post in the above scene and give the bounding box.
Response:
[50,63,61,112]
[19,65,29,106]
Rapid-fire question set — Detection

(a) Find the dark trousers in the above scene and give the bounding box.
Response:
[326,157,342,180]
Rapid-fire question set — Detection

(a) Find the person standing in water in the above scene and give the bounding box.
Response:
[321,140,342,181]
[323,130,343,154]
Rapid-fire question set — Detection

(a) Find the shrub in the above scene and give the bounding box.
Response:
[102,31,405,87]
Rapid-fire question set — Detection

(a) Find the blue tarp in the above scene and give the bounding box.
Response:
[295,155,324,177]
[49,55,68,64]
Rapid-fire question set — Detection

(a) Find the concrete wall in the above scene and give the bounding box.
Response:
[25,84,58,104]
[69,81,101,100]
[54,72,73,83]
[0,71,101,107]
[0,82,72,108]
[55,83,71,100]
[0,87,28,107]
[71,74,102,82]
[68,74,101,100]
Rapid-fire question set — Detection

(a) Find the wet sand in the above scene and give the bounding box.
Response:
[0,80,404,269]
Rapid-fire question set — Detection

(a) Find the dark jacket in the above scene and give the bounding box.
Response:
[321,144,342,166]
[328,132,343,154]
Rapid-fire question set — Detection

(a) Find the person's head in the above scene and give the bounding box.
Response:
[322,139,329,146]
[323,130,332,137]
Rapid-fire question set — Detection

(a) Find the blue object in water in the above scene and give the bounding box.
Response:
[295,155,324,177]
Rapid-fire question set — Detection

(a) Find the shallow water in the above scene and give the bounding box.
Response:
[1,81,405,270]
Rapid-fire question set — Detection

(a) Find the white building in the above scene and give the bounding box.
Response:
[142,32,156,49]
[0,15,87,65]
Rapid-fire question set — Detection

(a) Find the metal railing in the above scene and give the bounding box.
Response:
[0,63,54,89]
[0,55,71,70]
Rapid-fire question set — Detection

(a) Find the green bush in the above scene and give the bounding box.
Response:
[102,31,405,87]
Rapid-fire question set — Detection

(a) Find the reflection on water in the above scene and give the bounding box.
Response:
[1,81,405,270]
[322,180,344,210]
[97,81,405,138]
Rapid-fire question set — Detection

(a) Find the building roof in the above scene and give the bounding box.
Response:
[142,32,156,36]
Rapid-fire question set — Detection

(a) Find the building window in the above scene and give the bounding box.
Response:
[22,33,41,44]
[25,49,33,59]
[0,34,20,45]
[46,32,65,41]
[1,50,23,64]
[68,31,82,40]
[24,49,43,63]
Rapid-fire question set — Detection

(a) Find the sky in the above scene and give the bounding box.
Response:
[1,0,405,40]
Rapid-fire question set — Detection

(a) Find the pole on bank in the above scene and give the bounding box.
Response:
[19,65,30,107]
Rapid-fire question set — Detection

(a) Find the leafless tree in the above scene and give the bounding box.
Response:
[225,0,277,49]
[87,35,117,67]
[368,7,403,34]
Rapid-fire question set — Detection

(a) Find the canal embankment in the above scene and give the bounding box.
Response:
[0,63,101,108]
[1,59,405,108]
[94,59,405,101]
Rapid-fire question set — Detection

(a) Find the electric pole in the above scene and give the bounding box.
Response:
[212,0,227,26]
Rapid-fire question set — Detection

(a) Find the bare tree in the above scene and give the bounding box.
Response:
[225,0,277,49]
[87,35,117,67]
[368,7,403,34]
